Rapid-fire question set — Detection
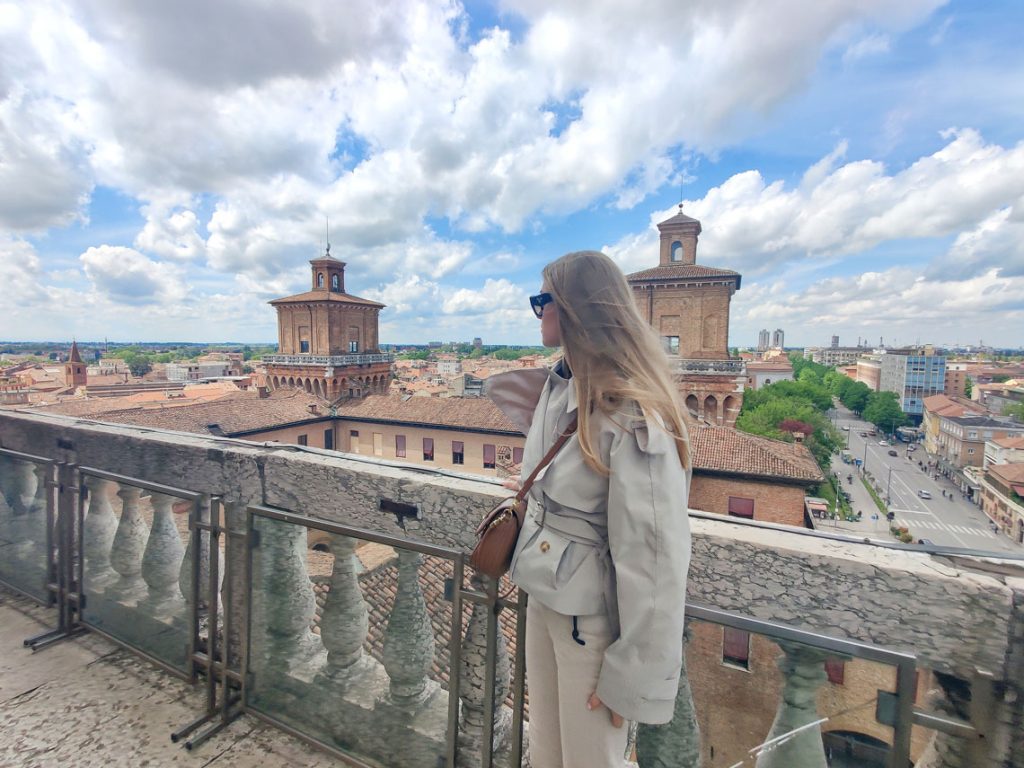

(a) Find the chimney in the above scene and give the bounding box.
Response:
[257,386,270,399]
[792,431,806,443]
[307,403,318,415]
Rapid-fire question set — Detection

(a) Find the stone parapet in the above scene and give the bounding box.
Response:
[1,409,1022,767]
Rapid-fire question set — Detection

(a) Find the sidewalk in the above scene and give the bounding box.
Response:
[0,588,340,768]
[820,459,893,541]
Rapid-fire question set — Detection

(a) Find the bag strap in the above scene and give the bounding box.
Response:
[515,415,578,503]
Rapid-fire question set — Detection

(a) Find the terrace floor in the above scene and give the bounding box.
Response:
[0,587,343,768]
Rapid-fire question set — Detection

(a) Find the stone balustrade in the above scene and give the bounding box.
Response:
[1,409,1023,768]
[262,353,394,366]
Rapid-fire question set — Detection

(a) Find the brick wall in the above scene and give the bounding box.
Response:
[690,474,808,527]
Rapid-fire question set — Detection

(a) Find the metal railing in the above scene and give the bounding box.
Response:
[262,353,394,366]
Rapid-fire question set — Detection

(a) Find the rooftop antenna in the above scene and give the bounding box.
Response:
[325,216,331,257]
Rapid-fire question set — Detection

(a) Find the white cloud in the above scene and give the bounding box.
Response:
[0,237,51,305]
[134,204,205,261]
[80,245,188,305]
[442,278,524,314]
[842,32,891,63]
[607,130,1024,277]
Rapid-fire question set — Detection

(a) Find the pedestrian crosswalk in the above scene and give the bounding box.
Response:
[892,518,996,538]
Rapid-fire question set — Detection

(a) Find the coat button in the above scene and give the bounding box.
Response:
[540,541,550,553]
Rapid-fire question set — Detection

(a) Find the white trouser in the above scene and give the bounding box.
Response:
[525,597,628,768]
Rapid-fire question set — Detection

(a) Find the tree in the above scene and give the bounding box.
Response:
[797,368,822,387]
[840,381,871,414]
[862,391,908,432]
[124,353,152,377]
[1005,402,1024,422]
[964,376,973,398]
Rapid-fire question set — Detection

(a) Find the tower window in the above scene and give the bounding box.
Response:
[349,340,358,353]
[452,441,464,465]
[671,241,683,262]
[317,273,324,288]
[332,274,339,291]
[300,340,310,353]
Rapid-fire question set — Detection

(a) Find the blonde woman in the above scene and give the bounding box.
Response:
[484,250,692,768]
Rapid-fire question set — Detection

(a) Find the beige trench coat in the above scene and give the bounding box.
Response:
[484,364,691,724]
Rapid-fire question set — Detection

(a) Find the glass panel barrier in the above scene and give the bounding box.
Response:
[78,469,202,678]
[244,507,523,768]
[0,450,55,604]
[681,610,937,768]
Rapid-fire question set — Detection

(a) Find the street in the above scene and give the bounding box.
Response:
[829,402,1021,555]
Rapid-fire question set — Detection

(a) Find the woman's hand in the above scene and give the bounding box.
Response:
[502,477,522,491]
[587,692,624,728]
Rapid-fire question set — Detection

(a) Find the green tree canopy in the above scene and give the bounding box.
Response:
[840,381,872,413]
[735,397,839,468]
[862,391,908,432]
[124,353,152,377]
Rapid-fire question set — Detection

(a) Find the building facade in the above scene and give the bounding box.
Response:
[264,248,393,400]
[757,328,770,352]
[745,360,794,390]
[64,341,87,390]
[979,462,1024,544]
[805,346,866,367]
[626,207,745,426]
[878,348,946,417]
[770,328,784,349]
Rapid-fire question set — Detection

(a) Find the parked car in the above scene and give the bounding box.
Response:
[841,426,850,431]
[917,490,932,499]
[878,440,889,446]
[887,449,898,457]
[859,431,868,437]
[917,538,934,546]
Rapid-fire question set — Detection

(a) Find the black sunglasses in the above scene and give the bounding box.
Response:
[529,292,554,318]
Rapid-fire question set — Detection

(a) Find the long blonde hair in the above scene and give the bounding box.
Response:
[543,250,691,475]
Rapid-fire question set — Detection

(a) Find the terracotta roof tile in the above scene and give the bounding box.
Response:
[689,424,823,484]
[38,389,330,436]
[269,289,383,308]
[989,462,1024,484]
[626,264,740,282]
[337,394,520,433]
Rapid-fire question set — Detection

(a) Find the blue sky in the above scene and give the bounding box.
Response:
[1,0,1022,348]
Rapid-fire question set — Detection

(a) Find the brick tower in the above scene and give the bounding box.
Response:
[626,206,746,425]
[263,246,393,401]
[64,341,87,390]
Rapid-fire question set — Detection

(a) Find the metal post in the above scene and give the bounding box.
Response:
[886,466,893,504]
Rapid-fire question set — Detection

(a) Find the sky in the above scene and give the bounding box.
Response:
[1,0,1023,349]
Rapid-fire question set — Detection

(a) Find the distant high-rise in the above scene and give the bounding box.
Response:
[757,329,770,352]
[771,328,785,349]
[831,335,840,349]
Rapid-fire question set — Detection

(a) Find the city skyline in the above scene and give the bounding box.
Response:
[1,1,1022,347]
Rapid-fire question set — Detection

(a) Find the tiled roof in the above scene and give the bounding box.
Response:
[992,436,1024,449]
[43,389,330,436]
[269,289,383,308]
[989,462,1024,484]
[337,395,520,433]
[689,425,824,484]
[626,264,740,282]
[657,210,701,228]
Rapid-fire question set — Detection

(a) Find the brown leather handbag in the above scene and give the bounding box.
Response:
[470,417,577,579]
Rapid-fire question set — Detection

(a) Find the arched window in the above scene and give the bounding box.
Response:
[317,273,324,288]
[671,241,683,262]
[331,274,339,291]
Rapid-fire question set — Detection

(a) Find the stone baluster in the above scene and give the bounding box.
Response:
[249,516,320,675]
[10,458,36,516]
[381,549,436,705]
[82,476,119,590]
[318,535,369,681]
[754,641,830,768]
[457,573,511,766]
[0,456,14,546]
[140,492,186,617]
[2,461,34,565]
[21,464,52,578]
[178,498,213,619]
[637,623,701,767]
[108,484,149,602]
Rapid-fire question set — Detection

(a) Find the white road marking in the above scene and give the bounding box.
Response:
[894,518,995,538]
